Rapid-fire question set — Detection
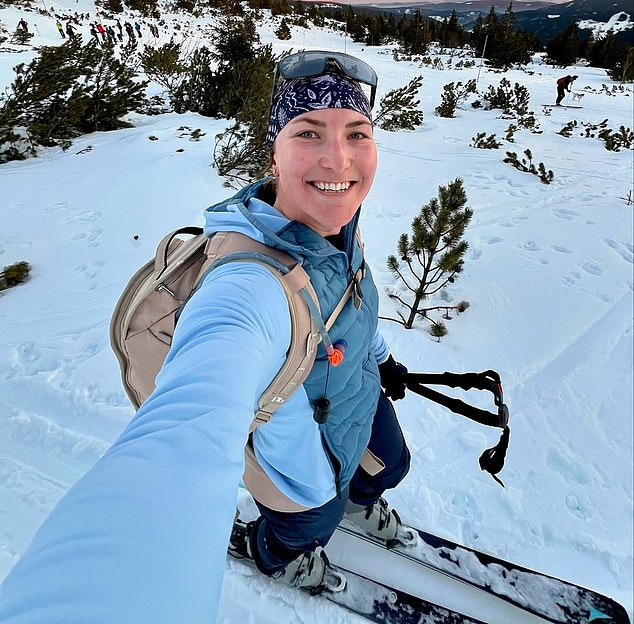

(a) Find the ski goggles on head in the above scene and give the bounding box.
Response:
[274,50,378,108]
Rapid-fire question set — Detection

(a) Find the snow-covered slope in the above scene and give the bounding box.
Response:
[577,11,633,39]
[0,2,632,622]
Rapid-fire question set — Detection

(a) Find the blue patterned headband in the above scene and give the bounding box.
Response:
[266,68,372,148]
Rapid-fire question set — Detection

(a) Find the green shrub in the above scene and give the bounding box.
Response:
[482,77,530,116]
[0,261,31,290]
[471,132,502,149]
[503,149,554,184]
[374,76,424,131]
[435,79,476,118]
[0,38,146,162]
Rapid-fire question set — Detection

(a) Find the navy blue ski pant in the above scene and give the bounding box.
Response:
[250,390,410,574]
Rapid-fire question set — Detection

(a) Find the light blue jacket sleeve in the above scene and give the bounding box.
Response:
[371,328,390,365]
[0,263,291,624]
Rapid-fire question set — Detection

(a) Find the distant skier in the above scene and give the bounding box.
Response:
[124,21,135,40]
[55,19,65,38]
[17,18,28,33]
[65,22,76,38]
[556,74,578,106]
[106,24,116,44]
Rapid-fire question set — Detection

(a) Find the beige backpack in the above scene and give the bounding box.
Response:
[110,226,355,426]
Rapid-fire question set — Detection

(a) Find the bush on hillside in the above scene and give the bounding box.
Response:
[480,77,530,117]
[275,18,291,40]
[374,76,424,132]
[503,149,554,184]
[470,132,502,149]
[435,79,477,118]
[0,37,147,162]
[0,261,31,291]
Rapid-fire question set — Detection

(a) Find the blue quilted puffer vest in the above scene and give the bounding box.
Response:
[208,179,382,492]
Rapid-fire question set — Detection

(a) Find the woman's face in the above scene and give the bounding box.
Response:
[271,108,377,237]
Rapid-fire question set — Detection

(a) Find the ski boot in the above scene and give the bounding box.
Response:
[229,519,346,594]
[344,497,417,547]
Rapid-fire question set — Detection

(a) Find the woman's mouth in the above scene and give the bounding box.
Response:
[310,181,353,193]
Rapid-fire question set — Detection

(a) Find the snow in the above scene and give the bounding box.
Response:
[578,11,633,39]
[0,1,632,623]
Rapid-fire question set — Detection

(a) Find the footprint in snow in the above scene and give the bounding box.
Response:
[60,209,102,225]
[546,447,591,487]
[603,238,634,264]
[553,208,578,221]
[519,241,540,251]
[551,245,572,254]
[469,248,482,261]
[481,236,504,245]
[51,201,69,214]
[581,262,603,277]
[565,493,593,521]
[73,260,105,280]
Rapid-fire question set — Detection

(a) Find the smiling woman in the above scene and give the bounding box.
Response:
[0,51,412,624]
[271,100,377,235]
[264,53,378,235]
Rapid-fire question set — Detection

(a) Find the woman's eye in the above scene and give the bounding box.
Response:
[298,130,317,138]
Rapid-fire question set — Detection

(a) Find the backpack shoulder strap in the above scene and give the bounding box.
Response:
[200,232,322,430]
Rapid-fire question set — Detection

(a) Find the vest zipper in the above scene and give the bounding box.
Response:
[321,432,342,499]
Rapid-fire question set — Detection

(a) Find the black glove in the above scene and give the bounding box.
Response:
[378,355,408,401]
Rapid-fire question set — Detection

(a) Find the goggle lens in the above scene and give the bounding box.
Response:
[275,50,377,108]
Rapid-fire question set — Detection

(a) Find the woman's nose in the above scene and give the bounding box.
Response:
[320,136,351,170]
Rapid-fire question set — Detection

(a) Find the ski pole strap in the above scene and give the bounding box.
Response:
[479,426,510,488]
[404,370,511,487]
[404,370,508,428]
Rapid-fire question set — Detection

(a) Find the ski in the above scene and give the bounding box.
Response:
[336,520,631,624]
[541,104,583,109]
[227,546,487,624]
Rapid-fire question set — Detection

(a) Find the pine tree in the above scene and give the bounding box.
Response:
[471,14,487,57]
[399,10,430,56]
[480,3,533,69]
[104,0,124,13]
[373,76,424,131]
[439,10,466,49]
[275,18,291,40]
[0,38,146,161]
[385,178,472,330]
[545,22,580,66]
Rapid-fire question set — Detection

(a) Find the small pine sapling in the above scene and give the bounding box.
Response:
[503,149,554,184]
[384,178,472,333]
[470,132,501,149]
[429,320,448,342]
[435,79,477,118]
[557,120,577,137]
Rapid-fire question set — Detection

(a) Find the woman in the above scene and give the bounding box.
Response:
[0,51,411,623]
